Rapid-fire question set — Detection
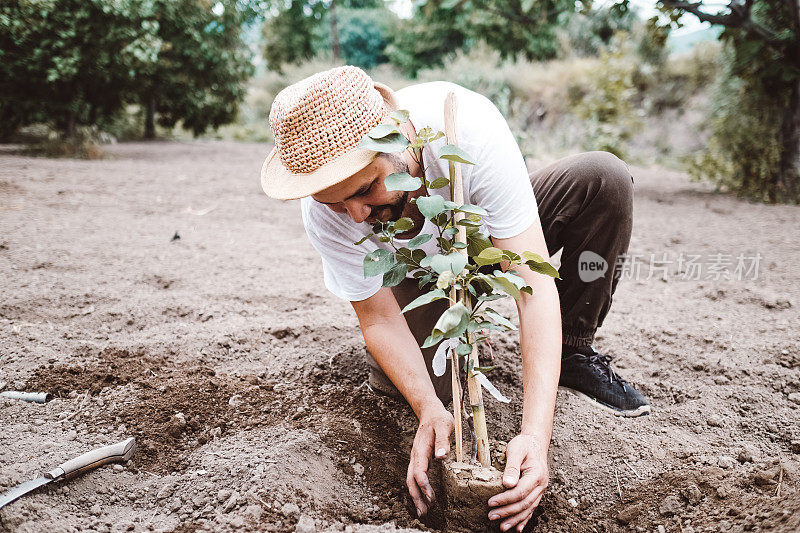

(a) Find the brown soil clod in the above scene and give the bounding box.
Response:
[441,456,505,532]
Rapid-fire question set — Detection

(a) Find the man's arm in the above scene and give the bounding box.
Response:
[487,219,562,532]
[351,289,454,517]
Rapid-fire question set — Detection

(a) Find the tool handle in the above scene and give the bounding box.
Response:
[48,437,136,480]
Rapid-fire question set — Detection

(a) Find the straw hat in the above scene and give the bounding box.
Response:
[260,66,400,200]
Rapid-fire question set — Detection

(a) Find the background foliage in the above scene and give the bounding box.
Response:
[1,0,797,203]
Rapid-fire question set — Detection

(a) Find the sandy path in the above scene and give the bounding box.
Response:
[0,141,798,532]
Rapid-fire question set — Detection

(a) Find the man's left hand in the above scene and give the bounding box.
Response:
[487,434,549,532]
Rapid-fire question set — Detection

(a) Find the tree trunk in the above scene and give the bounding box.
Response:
[330,0,340,60]
[65,110,76,142]
[144,95,156,140]
[776,77,800,203]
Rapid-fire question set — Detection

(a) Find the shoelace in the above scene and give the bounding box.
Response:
[564,351,627,392]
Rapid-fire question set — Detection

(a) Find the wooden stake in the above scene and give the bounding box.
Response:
[450,287,463,463]
[444,91,490,467]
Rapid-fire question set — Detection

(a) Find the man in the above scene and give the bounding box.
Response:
[260,66,650,532]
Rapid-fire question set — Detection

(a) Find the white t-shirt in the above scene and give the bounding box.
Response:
[300,81,539,301]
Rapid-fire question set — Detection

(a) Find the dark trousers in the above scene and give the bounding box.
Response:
[367,151,635,402]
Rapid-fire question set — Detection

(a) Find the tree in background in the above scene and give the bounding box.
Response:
[0,0,257,141]
[262,0,323,71]
[135,0,257,138]
[0,0,143,139]
[262,0,396,72]
[657,0,800,203]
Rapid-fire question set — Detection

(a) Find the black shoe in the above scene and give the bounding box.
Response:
[559,346,651,417]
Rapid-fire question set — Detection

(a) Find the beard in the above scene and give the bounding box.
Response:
[370,154,412,223]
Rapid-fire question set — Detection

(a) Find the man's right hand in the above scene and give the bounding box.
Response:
[407,402,454,517]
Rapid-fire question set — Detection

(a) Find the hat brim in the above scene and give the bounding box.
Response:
[260,81,401,201]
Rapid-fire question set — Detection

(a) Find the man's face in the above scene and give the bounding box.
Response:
[312,153,412,225]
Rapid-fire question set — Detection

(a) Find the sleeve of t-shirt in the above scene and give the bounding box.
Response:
[301,202,383,302]
[466,97,539,239]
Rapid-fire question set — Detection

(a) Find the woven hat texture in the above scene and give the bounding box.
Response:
[261,65,399,200]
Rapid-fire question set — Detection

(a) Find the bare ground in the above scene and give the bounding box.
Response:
[0,141,798,533]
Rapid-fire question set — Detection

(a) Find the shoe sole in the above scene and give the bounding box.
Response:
[558,386,651,418]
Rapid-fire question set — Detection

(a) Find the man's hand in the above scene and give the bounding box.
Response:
[406,403,454,517]
[487,434,549,532]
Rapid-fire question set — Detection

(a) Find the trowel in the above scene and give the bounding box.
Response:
[0,437,136,510]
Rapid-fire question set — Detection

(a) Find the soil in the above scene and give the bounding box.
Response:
[1,140,799,533]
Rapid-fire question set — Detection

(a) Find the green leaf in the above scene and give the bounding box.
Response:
[390,109,410,123]
[385,172,422,192]
[452,242,467,249]
[468,320,507,333]
[415,195,446,219]
[425,252,467,275]
[358,132,409,153]
[396,247,426,267]
[477,293,504,302]
[521,251,545,263]
[474,247,504,266]
[484,307,517,330]
[428,177,450,189]
[467,232,493,257]
[394,217,415,232]
[456,342,473,356]
[443,227,459,237]
[401,288,447,313]
[479,273,521,299]
[367,124,401,139]
[521,286,533,295]
[407,233,433,249]
[438,144,475,165]
[494,270,526,289]
[525,260,561,279]
[422,333,444,349]
[382,262,408,287]
[353,233,373,245]
[436,237,453,252]
[502,249,521,262]
[433,302,470,338]
[456,218,481,227]
[456,204,488,217]
[363,249,394,278]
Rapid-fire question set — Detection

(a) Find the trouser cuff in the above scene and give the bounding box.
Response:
[562,328,595,347]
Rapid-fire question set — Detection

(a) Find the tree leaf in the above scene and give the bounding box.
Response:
[478,273,521,299]
[474,371,511,403]
[428,177,450,189]
[456,204,487,216]
[525,259,561,279]
[433,302,470,338]
[363,248,394,278]
[358,132,409,153]
[415,195,445,219]
[407,233,433,249]
[422,332,443,349]
[394,217,415,232]
[467,232,493,257]
[382,262,408,287]
[385,172,422,192]
[427,252,467,275]
[521,251,545,263]
[455,342,473,356]
[438,144,475,165]
[401,288,447,313]
[483,307,517,330]
[353,233,373,245]
[474,247,504,266]
[367,124,401,139]
[494,269,526,289]
[390,109,409,123]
